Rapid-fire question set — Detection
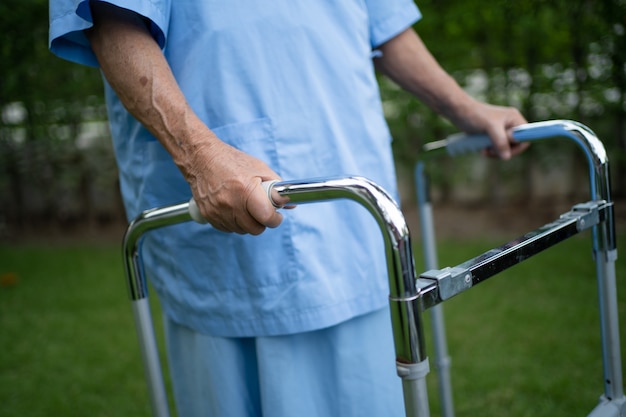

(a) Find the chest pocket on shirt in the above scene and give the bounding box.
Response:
[210,117,280,171]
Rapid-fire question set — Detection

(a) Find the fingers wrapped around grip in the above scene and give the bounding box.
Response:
[244,180,284,234]
[189,180,286,235]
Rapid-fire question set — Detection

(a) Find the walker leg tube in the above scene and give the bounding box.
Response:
[429,306,454,416]
[402,376,431,417]
[415,163,455,417]
[594,242,624,402]
[132,298,170,417]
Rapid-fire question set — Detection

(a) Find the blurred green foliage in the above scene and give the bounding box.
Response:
[0,0,625,235]
[0,0,118,233]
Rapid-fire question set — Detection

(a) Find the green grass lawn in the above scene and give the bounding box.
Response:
[1,233,625,416]
[0,244,163,417]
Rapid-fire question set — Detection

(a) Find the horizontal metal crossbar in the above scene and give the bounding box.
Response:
[416,200,613,310]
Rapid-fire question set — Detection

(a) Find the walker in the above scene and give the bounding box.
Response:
[122,120,624,417]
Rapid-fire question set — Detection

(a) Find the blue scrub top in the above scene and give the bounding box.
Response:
[50,0,422,337]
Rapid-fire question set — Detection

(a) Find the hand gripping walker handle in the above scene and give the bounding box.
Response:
[127,175,428,417]
[424,124,537,157]
[188,199,207,224]
[442,130,536,157]
[444,132,493,156]
[188,180,283,224]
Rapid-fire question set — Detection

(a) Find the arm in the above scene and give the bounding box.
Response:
[374,28,528,160]
[85,2,286,234]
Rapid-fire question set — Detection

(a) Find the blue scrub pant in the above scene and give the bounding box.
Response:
[164,308,405,417]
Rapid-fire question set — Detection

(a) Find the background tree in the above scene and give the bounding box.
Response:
[1,1,624,237]
[0,0,118,236]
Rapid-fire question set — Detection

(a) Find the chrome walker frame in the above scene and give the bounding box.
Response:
[122,120,624,417]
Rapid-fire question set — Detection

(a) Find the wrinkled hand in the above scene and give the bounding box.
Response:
[182,139,289,235]
[453,100,529,160]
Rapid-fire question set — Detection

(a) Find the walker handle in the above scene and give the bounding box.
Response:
[188,199,206,224]
[422,126,531,157]
[444,132,493,156]
[188,180,282,224]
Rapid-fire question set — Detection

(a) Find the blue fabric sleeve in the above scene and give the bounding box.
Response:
[49,0,171,67]
[366,0,422,48]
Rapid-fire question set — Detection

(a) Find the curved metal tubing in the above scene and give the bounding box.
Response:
[420,119,610,203]
[417,119,623,410]
[123,176,423,359]
[123,203,192,417]
[271,177,428,416]
[123,176,425,417]
[124,203,192,301]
